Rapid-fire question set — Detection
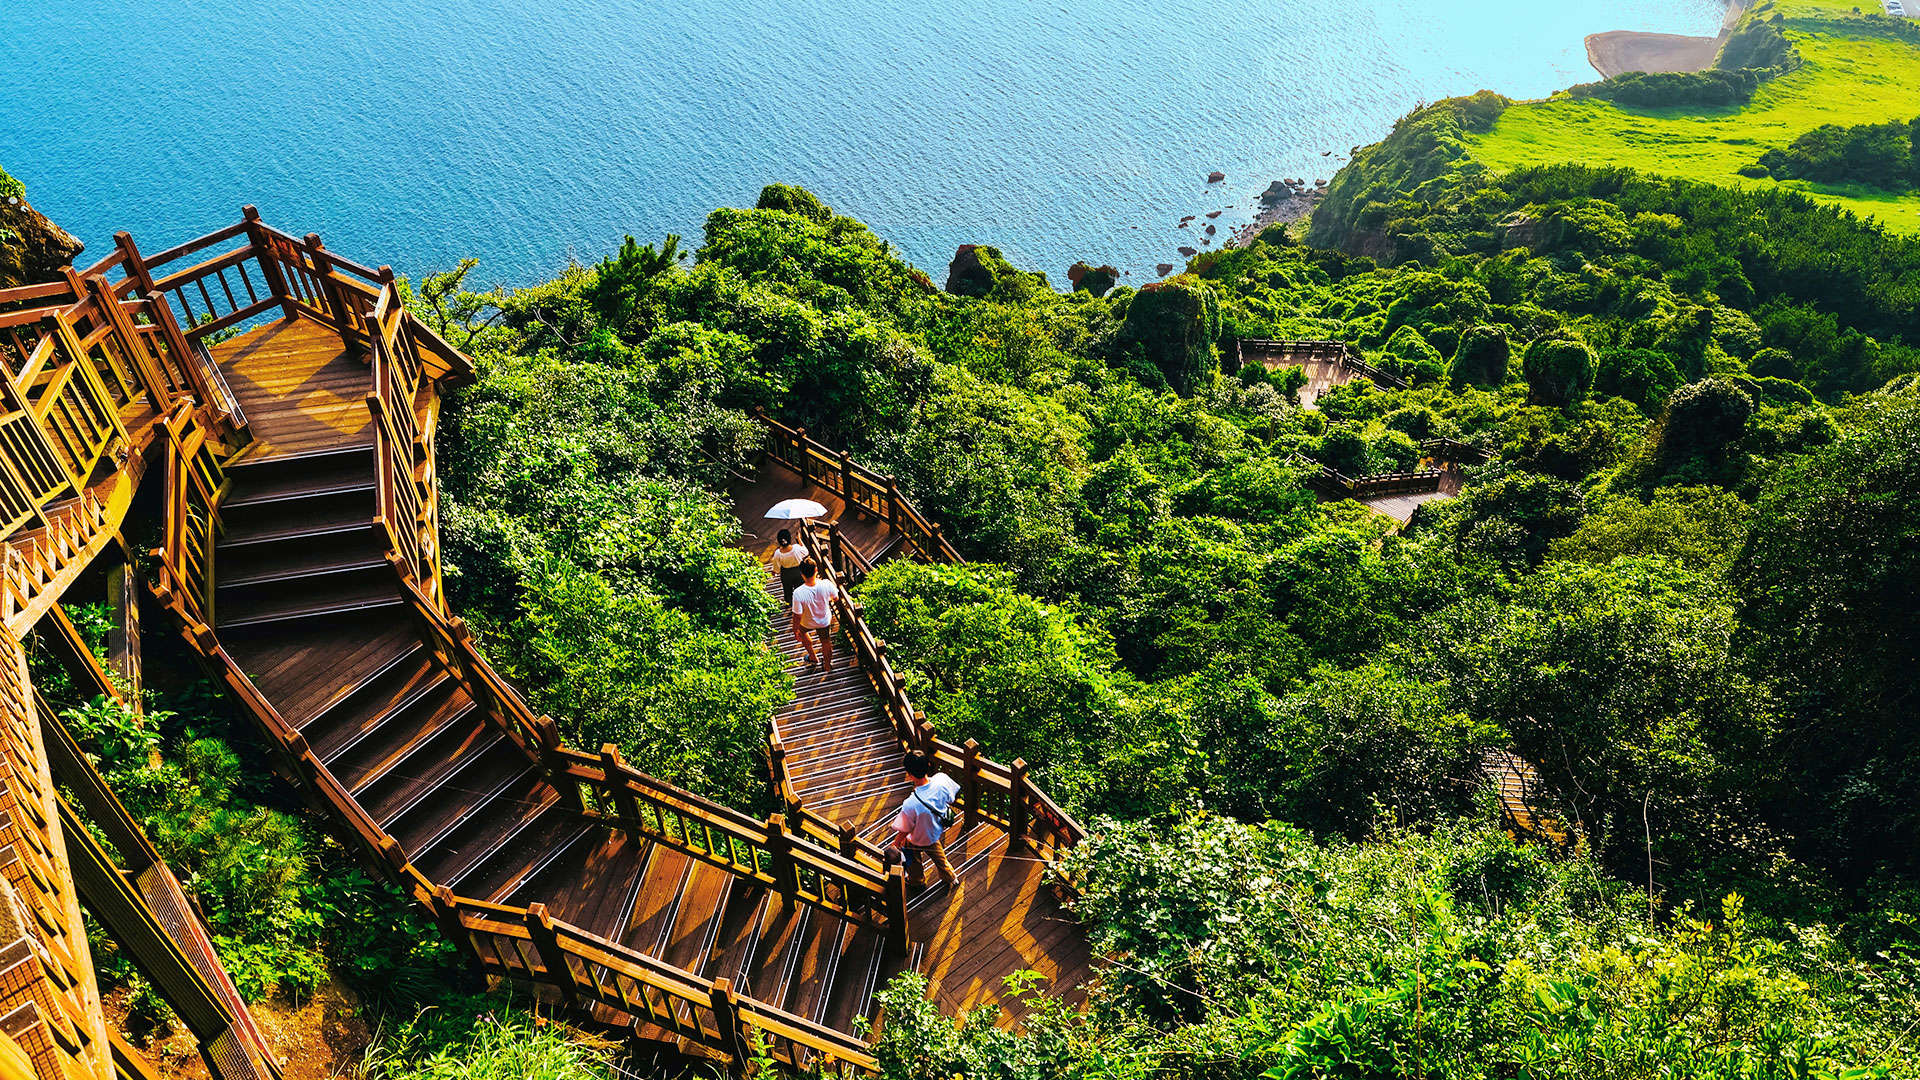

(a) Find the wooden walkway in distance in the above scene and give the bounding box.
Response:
[732,463,1094,1019]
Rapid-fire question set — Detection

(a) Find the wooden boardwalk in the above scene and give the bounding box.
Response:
[733,463,1092,1017]
[190,313,1088,1060]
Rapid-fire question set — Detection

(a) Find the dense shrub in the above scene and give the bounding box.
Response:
[1754,116,1919,190]
[1521,335,1596,407]
[1448,324,1510,387]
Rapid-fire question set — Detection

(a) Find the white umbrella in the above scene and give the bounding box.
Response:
[764,498,828,521]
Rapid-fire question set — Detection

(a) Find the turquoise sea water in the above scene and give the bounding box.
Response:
[4,0,1720,287]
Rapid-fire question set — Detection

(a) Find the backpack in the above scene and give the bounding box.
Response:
[912,787,958,831]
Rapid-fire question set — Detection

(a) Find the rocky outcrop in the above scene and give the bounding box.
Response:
[0,172,83,289]
[1207,171,1226,183]
[1067,261,1120,297]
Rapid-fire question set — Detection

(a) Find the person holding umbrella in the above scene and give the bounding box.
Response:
[764,498,833,672]
[767,528,809,605]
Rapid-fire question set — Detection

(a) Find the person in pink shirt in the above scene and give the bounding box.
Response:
[888,752,960,888]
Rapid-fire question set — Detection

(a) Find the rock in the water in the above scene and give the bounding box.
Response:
[1314,178,1328,186]
[0,175,83,290]
[1178,245,1198,257]
[1068,261,1120,297]
[1259,180,1292,204]
[1156,263,1175,276]
[946,244,1048,301]
[1205,210,1222,218]
[1204,224,1216,235]
[1178,221,1188,228]
[1207,170,1226,183]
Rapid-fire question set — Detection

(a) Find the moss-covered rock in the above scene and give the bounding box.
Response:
[755,183,833,224]
[946,244,1048,303]
[1117,276,1221,395]
[0,169,82,289]
[1068,261,1120,297]
[1448,325,1511,388]
[1521,334,1596,407]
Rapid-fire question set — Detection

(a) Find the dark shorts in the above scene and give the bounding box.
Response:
[779,565,805,603]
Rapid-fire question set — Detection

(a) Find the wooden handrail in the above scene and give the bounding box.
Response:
[752,410,963,565]
[789,516,1089,888]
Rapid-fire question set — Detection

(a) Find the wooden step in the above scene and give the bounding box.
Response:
[292,642,429,732]
[217,550,389,590]
[333,693,478,795]
[216,557,393,615]
[461,813,598,905]
[422,781,572,893]
[223,444,374,489]
[215,581,404,631]
[223,475,374,511]
[217,487,376,543]
[385,741,532,847]
[302,654,443,752]
[623,851,697,959]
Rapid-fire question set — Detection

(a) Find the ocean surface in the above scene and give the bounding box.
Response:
[4,0,1722,288]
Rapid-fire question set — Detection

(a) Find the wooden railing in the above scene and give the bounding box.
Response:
[366,278,447,607]
[0,627,112,1080]
[1419,437,1490,465]
[1235,338,1409,390]
[433,893,877,1075]
[794,518,1088,887]
[152,405,228,629]
[754,411,961,565]
[385,556,910,949]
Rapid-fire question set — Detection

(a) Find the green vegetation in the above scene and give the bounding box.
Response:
[37,618,461,1042]
[1753,115,1920,189]
[1466,1,1920,231]
[378,144,1920,1072]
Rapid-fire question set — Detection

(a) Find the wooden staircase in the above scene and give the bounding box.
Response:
[87,212,1096,1075]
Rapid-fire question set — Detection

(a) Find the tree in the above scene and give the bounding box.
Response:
[1730,389,1920,876]
[1117,277,1221,395]
[1653,377,1752,468]
[946,244,1047,303]
[1448,324,1510,388]
[755,182,832,223]
[1414,557,1773,879]
[1521,335,1595,407]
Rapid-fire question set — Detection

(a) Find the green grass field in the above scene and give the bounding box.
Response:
[1466,8,1920,232]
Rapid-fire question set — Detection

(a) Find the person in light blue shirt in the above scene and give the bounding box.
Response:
[888,752,959,888]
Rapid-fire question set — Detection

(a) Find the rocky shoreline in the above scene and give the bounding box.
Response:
[1227,178,1325,249]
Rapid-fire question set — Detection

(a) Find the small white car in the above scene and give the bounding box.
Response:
[1887,0,1908,15]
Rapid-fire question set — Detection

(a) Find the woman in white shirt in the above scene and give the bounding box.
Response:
[767,529,809,604]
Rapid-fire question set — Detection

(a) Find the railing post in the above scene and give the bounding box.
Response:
[601,744,639,821]
[525,903,579,1006]
[240,205,293,318]
[708,978,751,1069]
[431,887,476,962]
[884,474,900,529]
[764,731,790,813]
[962,739,981,835]
[766,814,797,894]
[837,820,858,861]
[838,449,854,505]
[304,234,360,354]
[1008,759,1030,846]
[827,523,845,581]
[885,865,910,956]
[794,427,810,485]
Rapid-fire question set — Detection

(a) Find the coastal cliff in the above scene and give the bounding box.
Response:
[0,169,82,288]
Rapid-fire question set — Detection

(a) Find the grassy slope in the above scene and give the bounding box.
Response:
[1465,2,1920,232]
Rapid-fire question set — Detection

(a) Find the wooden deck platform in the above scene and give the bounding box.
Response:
[196,312,1092,1050]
